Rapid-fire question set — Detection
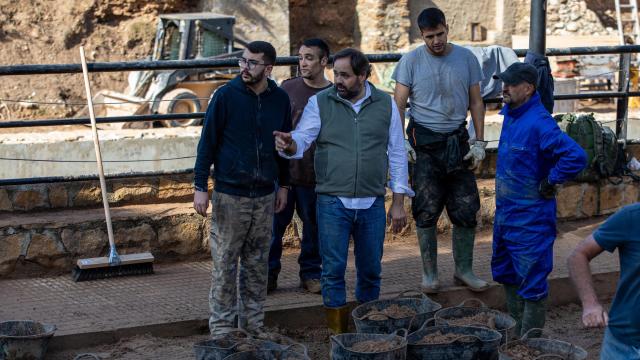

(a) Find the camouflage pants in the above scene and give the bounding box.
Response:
[412,147,480,228]
[208,190,275,336]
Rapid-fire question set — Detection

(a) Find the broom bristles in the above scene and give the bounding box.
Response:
[72,262,154,282]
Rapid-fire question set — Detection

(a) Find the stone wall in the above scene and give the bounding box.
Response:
[355,0,411,52]
[0,174,203,212]
[545,0,617,36]
[0,204,209,277]
[408,0,497,43]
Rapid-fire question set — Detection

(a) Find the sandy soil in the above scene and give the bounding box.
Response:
[48,301,608,360]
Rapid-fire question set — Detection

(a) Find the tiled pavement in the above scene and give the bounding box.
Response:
[0,217,618,339]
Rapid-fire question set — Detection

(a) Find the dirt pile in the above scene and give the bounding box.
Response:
[416,331,475,345]
[445,312,498,329]
[0,0,198,121]
[502,343,559,360]
[364,304,417,320]
[349,339,397,353]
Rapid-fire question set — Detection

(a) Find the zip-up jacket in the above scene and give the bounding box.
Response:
[194,76,291,197]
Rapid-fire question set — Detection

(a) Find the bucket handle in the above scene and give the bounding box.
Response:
[393,328,409,339]
[414,317,437,333]
[357,310,390,321]
[330,334,348,351]
[282,343,310,357]
[457,298,487,308]
[532,355,567,360]
[521,327,545,340]
[396,289,429,300]
[73,354,101,360]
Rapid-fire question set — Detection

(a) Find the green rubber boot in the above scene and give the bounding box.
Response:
[504,284,524,337]
[521,298,547,337]
[452,226,489,292]
[416,226,439,293]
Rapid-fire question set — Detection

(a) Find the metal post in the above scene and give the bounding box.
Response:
[616,53,631,144]
[529,0,547,56]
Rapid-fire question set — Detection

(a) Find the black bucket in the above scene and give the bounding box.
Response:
[331,329,408,360]
[222,349,310,360]
[352,290,442,334]
[434,299,516,344]
[498,328,588,360]
[406,319,502,360]
[194,330,307,360]
[0,320,56,360]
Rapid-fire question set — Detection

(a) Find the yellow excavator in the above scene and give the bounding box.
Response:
[85,13,243,128]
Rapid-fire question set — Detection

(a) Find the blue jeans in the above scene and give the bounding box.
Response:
[601,327,640,360]
[316,194,386,308]
[268,185,321,281]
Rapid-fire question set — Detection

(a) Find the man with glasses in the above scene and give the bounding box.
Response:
[193,41,292,336]
[267,38,332,295]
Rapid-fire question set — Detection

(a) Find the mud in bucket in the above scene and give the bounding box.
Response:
[0,320,56,360]
[331,329,408,360]
[222,349,310,360]
[434,298,516,344]
[406,319,502,360]
[499,328,587,360]
[194,330,307,360]
[352,290,442,334]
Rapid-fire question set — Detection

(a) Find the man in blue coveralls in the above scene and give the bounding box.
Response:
[492,62,587,337]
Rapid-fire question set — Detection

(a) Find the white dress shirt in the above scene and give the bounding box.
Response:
[281,82,414,209]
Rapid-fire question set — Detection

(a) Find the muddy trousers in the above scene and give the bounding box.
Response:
[208,190,275,336]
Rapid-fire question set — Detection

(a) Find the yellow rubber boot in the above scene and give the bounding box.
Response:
[325,306,350,334]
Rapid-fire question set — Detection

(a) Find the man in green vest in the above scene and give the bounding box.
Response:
[274,48,414,333]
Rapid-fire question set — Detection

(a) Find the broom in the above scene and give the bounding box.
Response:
[72,47,154,282]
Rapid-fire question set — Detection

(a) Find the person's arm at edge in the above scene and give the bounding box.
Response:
[276,96,321,159]
[274,99,292,213]
[469,83,485,141]
[387,100,415,233]
[567,234,608,327]
[393,82,410,131]
[193,91,224,216]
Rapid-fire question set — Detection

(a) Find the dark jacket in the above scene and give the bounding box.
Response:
[193,76,291,198]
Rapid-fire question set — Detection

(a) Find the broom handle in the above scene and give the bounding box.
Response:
[79,47,116,250]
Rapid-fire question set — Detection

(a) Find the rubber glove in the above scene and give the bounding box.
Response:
[463,140,487,169]
[405,139,416,164]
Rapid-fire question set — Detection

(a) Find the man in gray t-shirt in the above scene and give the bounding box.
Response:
[393,7,488,293]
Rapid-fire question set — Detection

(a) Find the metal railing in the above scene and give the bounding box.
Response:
[1,44,640,186]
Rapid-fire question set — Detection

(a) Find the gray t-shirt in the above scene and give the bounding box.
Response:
[392,44,483,133]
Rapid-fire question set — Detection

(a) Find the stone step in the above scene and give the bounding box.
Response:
[2,175,639,278]
[0,202,209,277]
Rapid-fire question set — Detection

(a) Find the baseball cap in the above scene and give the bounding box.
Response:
[492,62,538,86]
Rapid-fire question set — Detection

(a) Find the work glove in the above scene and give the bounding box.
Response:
[463,140,487,170]
[539,177,557,199]
[405,139,416,164]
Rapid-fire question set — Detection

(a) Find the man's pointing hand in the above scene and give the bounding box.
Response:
[273,131,295,154]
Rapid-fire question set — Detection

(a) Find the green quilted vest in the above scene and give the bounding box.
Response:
[314,83,392,197]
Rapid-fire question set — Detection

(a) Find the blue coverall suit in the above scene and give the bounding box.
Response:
[492,92,587,301]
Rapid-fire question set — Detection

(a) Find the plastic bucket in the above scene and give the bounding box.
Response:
[499,328,587,360]
[331,329,408,360]
[406,319,502,360]
[222,349,310,360]
[0,320,56,360]
[434,299,516,344]
[352,290,442,334]
[194,330,307,360]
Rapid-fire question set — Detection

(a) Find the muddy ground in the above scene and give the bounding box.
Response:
[49,301,608,360]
